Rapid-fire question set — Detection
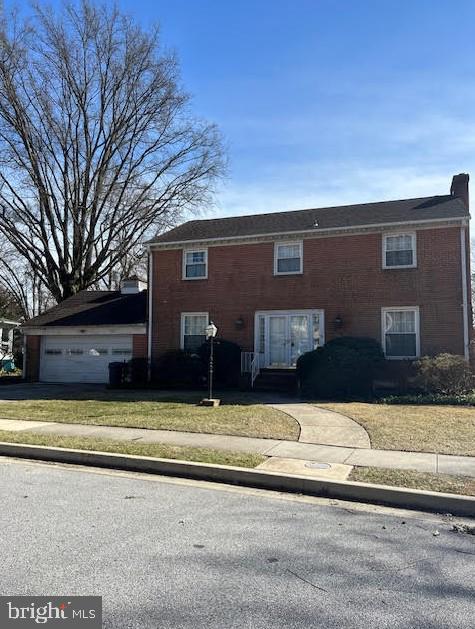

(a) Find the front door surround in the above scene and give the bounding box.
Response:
[255,310,324,369]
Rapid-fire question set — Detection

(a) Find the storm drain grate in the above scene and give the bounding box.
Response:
[305,462,331,470]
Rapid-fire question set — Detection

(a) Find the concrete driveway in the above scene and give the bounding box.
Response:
[0,382,107,400]
[0,383,291,403]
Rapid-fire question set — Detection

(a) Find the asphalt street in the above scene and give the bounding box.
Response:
[0,457,473,629]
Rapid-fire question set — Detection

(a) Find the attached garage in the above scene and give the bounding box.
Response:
[21,283,148,384]
[40,335,133,383]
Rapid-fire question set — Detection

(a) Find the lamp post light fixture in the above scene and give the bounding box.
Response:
[234,316,245,330]
[206,322,218,340]
[201,322,220,407]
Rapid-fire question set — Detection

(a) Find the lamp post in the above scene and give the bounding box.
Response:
[205,322,218,402]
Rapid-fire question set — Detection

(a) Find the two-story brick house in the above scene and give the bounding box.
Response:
[22,173,471,383]
[146,173,471,385]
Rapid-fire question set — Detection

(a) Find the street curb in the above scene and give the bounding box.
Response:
[0,441,474,517]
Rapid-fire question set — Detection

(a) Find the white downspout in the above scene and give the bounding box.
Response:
[147,247,153,381]
[22,332,27,379]
[460,225,470,361]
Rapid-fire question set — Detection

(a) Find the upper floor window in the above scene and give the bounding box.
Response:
[382,307,420,359]
[383,232,416,269]
[274,241,303,275]
[183,249,207,279]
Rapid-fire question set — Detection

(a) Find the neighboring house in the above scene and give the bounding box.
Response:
[21,280,147,383]
[22,173,472,384]
[0,319,20,369]
[146,173,471,386]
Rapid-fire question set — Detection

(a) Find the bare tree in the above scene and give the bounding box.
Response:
[0,244,52,318]
[0,1,224,303]
[0,280,24,319]
[97,243,147,291]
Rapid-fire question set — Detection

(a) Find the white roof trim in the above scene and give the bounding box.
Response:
[146,216,469,250]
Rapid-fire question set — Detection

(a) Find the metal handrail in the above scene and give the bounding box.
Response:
[241,351,261,387]
[250,353,260,388]
[241,351,254,374]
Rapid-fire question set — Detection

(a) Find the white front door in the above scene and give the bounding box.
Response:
[256,310,324,369]
[268,316,287,367]
[289,314,310,367]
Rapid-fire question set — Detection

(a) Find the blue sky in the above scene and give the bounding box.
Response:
[22,1,475,217]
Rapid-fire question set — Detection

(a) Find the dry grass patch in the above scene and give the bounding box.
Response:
[350,466,475,497]
[316,402,475,456]
[0,390,299,441]
[0,429,265,468]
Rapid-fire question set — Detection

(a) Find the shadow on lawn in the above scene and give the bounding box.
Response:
[0,383,293,405]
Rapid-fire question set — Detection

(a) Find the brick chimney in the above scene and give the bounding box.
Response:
[450,173,469,210]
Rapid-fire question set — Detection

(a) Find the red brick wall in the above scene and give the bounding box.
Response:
[150,226,470,362]
[132,334,148,359]
[25,335,40,382]
[464,225,474,350]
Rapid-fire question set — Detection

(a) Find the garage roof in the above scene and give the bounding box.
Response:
[23,290,147,327]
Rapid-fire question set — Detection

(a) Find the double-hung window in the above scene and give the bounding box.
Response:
[382,307,420,359]
[183,249,207,279]
[181,313,209,352]
[274,241,303,275]
[383,233,416,268]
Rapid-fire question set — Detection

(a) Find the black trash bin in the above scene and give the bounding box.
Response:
[108,361,124,387]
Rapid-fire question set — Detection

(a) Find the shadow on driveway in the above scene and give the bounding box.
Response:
[0,383,294,405]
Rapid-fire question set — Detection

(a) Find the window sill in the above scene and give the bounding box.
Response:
[382,265,417,270]
[273,271,303,276]
[182,276,208,281]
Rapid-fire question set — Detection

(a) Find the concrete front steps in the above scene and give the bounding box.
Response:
[253,369,297,393]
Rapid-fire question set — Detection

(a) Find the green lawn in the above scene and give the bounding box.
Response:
[0,429,265,468]
[0,390,299,441]
[316,402,475,456]
[350,466,475,497]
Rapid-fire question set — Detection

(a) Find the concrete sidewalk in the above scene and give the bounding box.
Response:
[0,417,474,479]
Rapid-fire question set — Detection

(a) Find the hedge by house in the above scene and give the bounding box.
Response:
[154,350,206,388]
[379,393,475,406]
[297,336,385,399]
[197,338,242,387]
[413,353,474,396]
[152,339,242,389]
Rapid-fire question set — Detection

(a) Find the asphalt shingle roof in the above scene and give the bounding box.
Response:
[23,290,147,328]
[149,194,468,244]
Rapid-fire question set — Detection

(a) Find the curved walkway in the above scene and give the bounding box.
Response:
[267,403,371,448]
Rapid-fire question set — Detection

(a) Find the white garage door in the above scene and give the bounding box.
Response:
[40,335,133,383]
